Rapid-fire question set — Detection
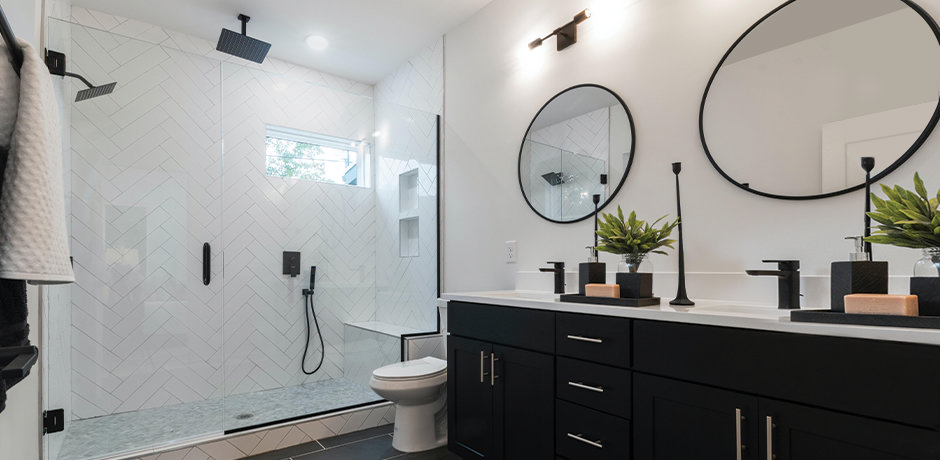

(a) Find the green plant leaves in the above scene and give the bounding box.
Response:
[865,173,940,249]
[595,205,679,256]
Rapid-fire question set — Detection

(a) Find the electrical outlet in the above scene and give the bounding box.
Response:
[505,241,517,263]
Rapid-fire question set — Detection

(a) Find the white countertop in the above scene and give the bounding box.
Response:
[440,291,940,346]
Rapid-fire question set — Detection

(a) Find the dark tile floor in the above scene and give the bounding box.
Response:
[245,424,460,460]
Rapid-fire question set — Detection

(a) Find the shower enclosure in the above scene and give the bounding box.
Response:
[42,17,440,460]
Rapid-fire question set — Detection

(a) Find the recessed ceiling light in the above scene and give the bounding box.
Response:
[305,35,329,51]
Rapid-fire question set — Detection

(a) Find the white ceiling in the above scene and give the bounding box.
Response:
[72,0,493,84]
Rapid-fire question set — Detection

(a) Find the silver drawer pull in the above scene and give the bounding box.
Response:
[567,433,603,449]
[566,334,603,344]
[568,381,604,393]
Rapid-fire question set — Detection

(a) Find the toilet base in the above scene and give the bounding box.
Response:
[391,394,447,452]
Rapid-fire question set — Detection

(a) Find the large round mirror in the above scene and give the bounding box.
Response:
[519,84,635,222]
[700,0,940,199]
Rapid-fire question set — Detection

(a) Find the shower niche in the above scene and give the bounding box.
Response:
[400,169,420,258]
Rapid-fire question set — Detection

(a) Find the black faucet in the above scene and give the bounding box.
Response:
[746,260,801,309]
[539,261,566,294]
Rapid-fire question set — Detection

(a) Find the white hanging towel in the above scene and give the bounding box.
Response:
[0,39,74,283]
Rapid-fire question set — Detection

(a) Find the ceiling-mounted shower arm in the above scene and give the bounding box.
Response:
[238,14,250,35]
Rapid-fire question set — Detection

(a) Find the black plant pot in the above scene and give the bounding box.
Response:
[616,272,652,299]
[911,277,940,316]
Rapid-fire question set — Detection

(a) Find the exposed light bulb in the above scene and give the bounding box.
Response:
[305,35,329,51]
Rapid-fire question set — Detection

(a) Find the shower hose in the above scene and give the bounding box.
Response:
[301,291,325,375]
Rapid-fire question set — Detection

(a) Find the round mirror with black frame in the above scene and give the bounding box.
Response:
[518,84,636,223]
[700,0,940,200]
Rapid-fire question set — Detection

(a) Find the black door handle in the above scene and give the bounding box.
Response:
[203,242,210,285]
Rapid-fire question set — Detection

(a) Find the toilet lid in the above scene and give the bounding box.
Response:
[373,357,447,381]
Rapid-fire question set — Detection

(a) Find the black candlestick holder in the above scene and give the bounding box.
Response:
[670,162,694,305]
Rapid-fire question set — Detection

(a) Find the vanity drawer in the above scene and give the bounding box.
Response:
[556,399,630,460]
[448,301,554,353]
[556,313,630,368]
[556,357,631,418]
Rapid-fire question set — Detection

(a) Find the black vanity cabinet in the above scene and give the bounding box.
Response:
[633,320,940,460]
[447,302,555,459]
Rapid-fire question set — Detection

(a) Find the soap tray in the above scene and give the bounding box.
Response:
[790,309,940,329]
[560,294,660,307]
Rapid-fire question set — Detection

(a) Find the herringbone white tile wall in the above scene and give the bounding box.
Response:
[68,24,225,420]
[373,39,442,333]
[221,62,376,396]
[374,39,443,115]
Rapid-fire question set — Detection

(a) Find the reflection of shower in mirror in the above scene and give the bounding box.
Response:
[542,172,566,186]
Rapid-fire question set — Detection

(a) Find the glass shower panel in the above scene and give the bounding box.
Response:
[219,60,382,431]
[44,19,224,460]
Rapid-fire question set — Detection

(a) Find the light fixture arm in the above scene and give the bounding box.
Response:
[528,9,591,51]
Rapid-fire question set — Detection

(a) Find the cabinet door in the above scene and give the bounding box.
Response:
[494,344,555,460]
[448,336,494,459]
[762,399,940,460]
[634,374,759,459]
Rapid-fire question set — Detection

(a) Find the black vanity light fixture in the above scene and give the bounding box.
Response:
[528,9,591,51]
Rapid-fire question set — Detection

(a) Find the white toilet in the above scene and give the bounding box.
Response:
[369,356,448,452]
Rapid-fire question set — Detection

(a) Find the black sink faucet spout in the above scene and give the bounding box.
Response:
[746,260,800,309]
[540,261,566,294]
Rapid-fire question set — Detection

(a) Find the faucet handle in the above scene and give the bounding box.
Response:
[761,259,800,270]
[546,261,565,269]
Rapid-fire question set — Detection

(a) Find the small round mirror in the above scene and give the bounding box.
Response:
[519,84,636,223]
[700,0,940,199]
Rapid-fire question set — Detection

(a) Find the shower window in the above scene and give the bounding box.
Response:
[265,125,370,187]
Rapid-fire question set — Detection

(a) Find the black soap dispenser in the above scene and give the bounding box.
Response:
[579,246,606,295]
[830,236,887,312]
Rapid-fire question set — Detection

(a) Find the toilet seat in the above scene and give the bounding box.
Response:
[372,357,447,382]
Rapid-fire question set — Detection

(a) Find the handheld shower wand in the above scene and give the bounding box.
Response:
[302,266,324,375]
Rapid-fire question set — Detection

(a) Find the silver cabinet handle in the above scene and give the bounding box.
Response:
[567,433,603,449]
[567,381,604,393]
[479,351,488,383]
[736,408,745,460]
[766,416,775,460]
[566,334,603,343]
[490,353,499,386]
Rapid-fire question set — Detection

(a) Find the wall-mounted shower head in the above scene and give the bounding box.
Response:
[71,76,116,102]
[44,50,117,102]
[216,14,271,64]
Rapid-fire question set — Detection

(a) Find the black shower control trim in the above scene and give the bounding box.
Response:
[283,251,300,277]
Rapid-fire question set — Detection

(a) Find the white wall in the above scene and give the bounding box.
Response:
[442,0,940,308]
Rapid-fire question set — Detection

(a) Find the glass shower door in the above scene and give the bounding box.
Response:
[43,19,224,460]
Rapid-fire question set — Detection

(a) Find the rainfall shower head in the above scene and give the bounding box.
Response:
[216,14,271,64]
[73,79,116,102]
[542,172,565,186]
[44,50,117,102]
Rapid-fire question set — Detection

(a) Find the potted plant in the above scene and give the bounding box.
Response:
[595,206,679,298]
[865,172,940,314]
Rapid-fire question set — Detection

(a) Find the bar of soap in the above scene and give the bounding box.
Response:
[844,294,918,316]
[585,283,620,298]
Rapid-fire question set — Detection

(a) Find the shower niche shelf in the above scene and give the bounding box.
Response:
[399,169,420,258]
